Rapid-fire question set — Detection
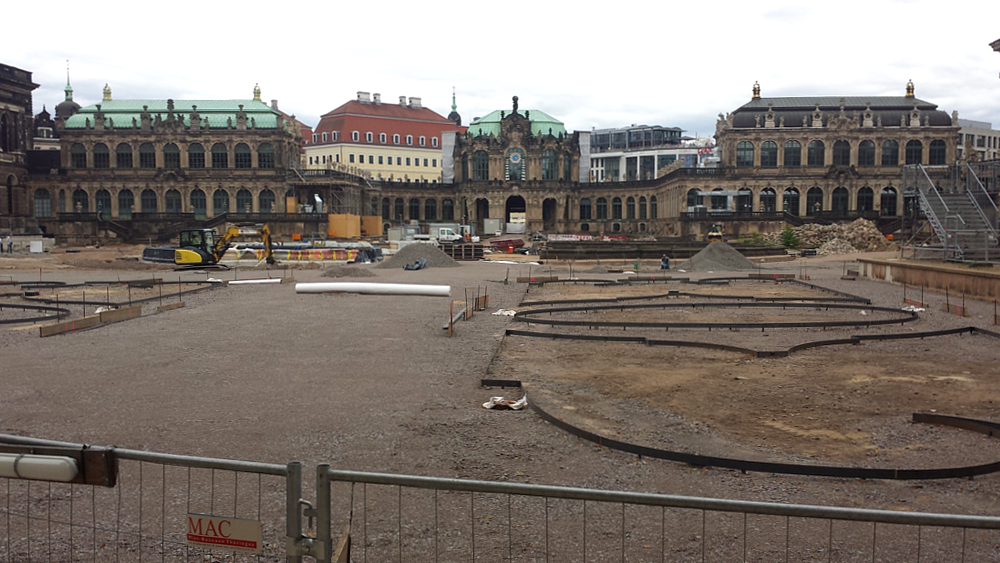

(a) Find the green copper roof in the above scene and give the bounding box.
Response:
[63,99,283,130]
[467,109,566,138]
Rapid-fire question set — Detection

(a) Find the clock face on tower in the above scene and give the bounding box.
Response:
[505,148,525,181]
[509,152,521,164]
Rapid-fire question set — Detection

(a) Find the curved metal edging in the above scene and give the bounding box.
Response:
[527,396,1000,480]
[515,301,917,331]
[0,303,73,325]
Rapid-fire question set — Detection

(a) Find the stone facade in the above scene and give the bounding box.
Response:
[28,89,303,223]
[0,63,38,218]
[695,82,959,228]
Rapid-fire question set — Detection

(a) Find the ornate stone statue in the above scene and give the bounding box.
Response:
[512,96,518,112]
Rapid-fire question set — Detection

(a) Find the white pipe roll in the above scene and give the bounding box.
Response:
[228,278,283,285]
[295,282,451,297]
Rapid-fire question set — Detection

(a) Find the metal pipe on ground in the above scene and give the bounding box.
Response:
[295,282,451,297]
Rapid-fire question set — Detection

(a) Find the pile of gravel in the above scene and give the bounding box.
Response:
[676,242,757,271]
[376,243,460,269]
[760,218,894,254]
[320,264,377,278]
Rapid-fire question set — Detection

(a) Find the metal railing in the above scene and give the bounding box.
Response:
[963,163,999,238]
[5,433,1000,562]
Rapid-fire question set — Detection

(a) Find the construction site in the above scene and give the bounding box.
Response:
[3,234,1000,561]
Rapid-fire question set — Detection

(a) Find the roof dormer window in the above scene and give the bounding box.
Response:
[366,132,373,143]
[393,134,400,144]
[419,136,426,146]
[379,133,386,143]
[431,137,438,148]
[322,132,329,142]
[406,135,413,145]
[352,131,359,142]
[312,133,318,143]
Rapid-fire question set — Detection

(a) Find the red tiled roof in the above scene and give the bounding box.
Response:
[307,99,466,148]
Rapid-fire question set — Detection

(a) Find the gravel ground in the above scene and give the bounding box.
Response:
[2,250,1000,560]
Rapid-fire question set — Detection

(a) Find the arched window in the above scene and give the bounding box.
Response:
[211,143,228,168]
[34,189,52,218]
[625,197,635,220]
[880,187,898,216]
[687,188,701,209]
[563,152,572,181]
[258,143,275,169]
[70,143,86,168]
[806,187,823,215]
[784,141,801,167]
[118,189,134,219]
[736,141,754,167]
[833,141,851,166]
[595,197,608,220]
[381,198,390,220]
[58,189,65,213]
[425,199,437,221]
[905,140,923,165]
[807,141,825,167]
[394,198,404,220]
[929,140,947,165]
[442,199,455,221]
[188,143,205,168]
[472,151,489,181]
[213,190,229,215]
[882,140,899,166]
[611,197,622,219]
[236,189,253,213]
[379,133,386,143]
[95,189,111,216]
[190,189,207,218]
[580,198,592,220]
[163,143,180,169]
[783,188,800,216]
[93,143,110,169]
[638,197,647,220]
[760,141,778,168]
[165,189,182,213]
[408,198,420,221]
[259,189,275,213]
[650,196,657,219]
[72,189,89,212]
[760,188,777,212]
[858,141,876,167]
[234,143,252,169]
[139,143,156,168]
[116,143,133,168]
[831,187,848,213]
[857,187,874,212]
[541,149,557,180]
[141,189,157,213]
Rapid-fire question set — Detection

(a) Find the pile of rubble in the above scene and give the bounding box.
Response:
[761,218,895,255]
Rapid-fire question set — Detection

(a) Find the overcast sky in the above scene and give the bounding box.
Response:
[7,0,998,140]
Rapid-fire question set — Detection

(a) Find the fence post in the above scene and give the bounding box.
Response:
[316,464,332,563]
[286,462,304,563]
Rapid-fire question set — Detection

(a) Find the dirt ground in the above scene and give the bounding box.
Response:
[4,245,1000,560]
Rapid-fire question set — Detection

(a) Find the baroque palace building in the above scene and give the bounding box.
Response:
[24,84,374,242]
[0,62,38,219]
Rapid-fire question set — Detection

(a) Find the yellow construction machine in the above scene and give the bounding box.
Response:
[174,224,275,268]
[706,223,725,242]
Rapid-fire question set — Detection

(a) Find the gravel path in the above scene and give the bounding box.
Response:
[3,252,1000,559]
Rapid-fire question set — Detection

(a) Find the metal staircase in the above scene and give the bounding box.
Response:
[904,164,999,262]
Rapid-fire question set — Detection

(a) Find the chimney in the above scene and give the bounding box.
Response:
[357,91,371,103]
[373,93,381,104]
[271,99,279,110]
[399,96,407,106]
[408,97,422,109]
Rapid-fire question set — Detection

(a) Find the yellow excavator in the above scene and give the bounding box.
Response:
[174,224,276,268]
[706,223,725,242]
